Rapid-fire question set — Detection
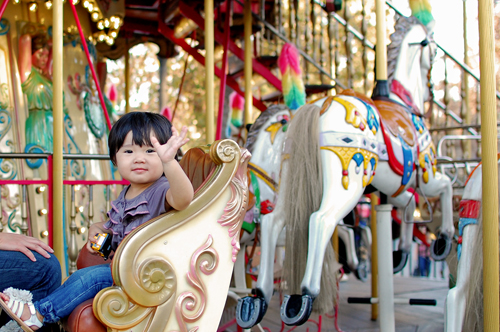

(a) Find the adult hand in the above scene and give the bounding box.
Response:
[0,233,54,261]
[152,126,189,165]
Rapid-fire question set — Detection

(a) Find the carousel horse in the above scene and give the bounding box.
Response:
[237,2,455,327]
[445,158,499,332]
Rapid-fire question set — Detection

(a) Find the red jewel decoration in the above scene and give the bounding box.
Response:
[422,168,426,172]
[364,170,367,175]
[372,171,375,176]
[458,236,462,245]
[359,123,365,131]
[342,170,348,176]
[354,111,360,116]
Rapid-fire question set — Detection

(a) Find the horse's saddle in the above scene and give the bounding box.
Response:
[339,90,419,190]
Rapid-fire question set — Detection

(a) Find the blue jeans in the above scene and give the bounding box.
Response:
[34,263,113,324]
[0,250,61,330]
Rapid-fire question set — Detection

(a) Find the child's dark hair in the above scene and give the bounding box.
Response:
[108,112,173,166]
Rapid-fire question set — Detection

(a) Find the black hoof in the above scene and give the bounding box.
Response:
[280,294,314,326]
[236,295,268,329]
[354,261,369,282]
[430,233,452,261]
[393,250,409,273]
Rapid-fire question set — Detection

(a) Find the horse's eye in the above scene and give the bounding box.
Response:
[420,39,429,47]
[280,119,288,125]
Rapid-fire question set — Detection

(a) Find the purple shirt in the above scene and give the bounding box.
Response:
[103,176,170,251]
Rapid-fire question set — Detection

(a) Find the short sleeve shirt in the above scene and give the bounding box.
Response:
[103,176,171,251]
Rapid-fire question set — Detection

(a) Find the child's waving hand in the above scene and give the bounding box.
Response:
[151,125,189,164]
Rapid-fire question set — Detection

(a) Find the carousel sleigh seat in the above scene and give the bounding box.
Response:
[62,140,250,332]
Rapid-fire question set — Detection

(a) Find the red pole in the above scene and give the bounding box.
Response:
[68,1,112,131]
[0,0,9,22]
[215,0,232,140]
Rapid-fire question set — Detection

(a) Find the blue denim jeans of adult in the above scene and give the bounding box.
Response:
[0,250,61,331]
[34,263,113,324]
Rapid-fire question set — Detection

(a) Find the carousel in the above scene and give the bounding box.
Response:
[0,0,497,331]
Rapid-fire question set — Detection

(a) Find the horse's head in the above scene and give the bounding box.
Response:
[387,15,436,116]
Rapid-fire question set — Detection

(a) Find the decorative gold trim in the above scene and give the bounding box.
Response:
[174,235,219,331]
[418,142,437,184]
[320,146,378,190]
[334,97,370,132]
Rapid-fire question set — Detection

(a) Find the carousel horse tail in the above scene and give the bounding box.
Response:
[409,0,434,26]
[278,43,306,111]
[281,104,337,315]
[463,209,484,332]
[229,91,244,128]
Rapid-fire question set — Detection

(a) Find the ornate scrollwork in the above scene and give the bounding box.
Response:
[94,287,154,330]
[173,235,219,332]
[138,258,176,296]
[210,140,238,164]
[218,149,250,262]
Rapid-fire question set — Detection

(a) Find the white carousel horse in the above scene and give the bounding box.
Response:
[445,159,499,332]
[237,9,455,327]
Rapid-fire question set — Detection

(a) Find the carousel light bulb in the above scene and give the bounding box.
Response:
[40,230,49,238]
[45,0,52,9]
[98,32,106,42]
[103,18,110,28]
[87,3,93,11]
[29,2,38,12]
[13,0,20,4]
[78,206,84,213]
[91,12,99,22]
[83,0,89,7]
[97,20,104,30]
[105,36,114,45]
[72,0,79,5]
[110,30,117,38]
[36,186,46,194]
[38,208,48,216]
[113,19,120,29]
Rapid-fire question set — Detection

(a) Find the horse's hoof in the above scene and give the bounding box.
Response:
[354,261,369,282]
[393,250,409,273]
[280,294,314,326]
[236,295,268,328]
[430,233,452,261]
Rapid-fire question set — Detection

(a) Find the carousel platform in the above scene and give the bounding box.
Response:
[255,274,448,332]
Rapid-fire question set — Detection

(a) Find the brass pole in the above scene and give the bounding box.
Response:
[462,0,471,159]
[332,228,339,261]
[375,0,387,81]
[243,0,253,131]
[478,0,500,329]
[205,0,215,143]
[52,0,64,269]
[125,47,130,113]
[370,193,379,320]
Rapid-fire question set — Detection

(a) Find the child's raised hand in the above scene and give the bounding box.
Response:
[151,125,189,164]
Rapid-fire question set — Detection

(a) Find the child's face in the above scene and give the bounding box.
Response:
[115,131,164,187]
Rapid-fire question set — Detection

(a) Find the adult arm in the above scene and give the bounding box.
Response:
[0,233,54,262]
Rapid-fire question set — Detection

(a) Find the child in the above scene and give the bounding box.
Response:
[0,112,194,331]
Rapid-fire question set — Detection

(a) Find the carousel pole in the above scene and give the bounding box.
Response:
[52,0,64,267]
[205,0,215,144]
[243,0,252,132]
[373,0,394,330]
[478,0,500,329]
[370,193,379,320]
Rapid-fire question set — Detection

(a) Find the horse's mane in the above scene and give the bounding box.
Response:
[244,104,290,154]
[387,15,431,85]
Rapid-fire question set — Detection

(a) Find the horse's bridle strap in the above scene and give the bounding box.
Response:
[248,163,278,192]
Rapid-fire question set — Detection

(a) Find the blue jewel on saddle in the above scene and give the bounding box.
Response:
[358,99,379,134]
[399,136,414,186]
[411,114,425,134]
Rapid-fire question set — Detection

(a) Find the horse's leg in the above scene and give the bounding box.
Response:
[445,225,477,332]
[236,183,287,328]
[419,171,455,260]
[337,220,360,275]
[388,191,416,273]
[281,151,366,325]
